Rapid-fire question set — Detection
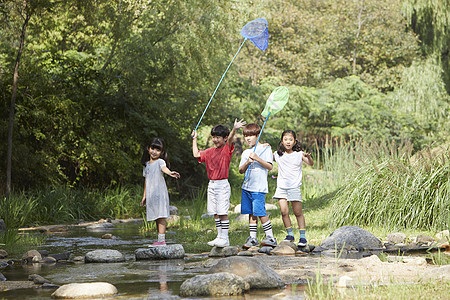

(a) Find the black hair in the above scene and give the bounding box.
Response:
[277,130,302,156]
[211,125,230,138]
[141,137,169,166]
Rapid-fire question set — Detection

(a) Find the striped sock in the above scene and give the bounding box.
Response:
[299,229,306,239]
[249,224,258,238]
[286,227,294,237]
[262,221,273,238]
[221,220,229,239]
[215,218,222,238]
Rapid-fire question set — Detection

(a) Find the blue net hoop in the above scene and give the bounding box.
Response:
[240,18,269,51]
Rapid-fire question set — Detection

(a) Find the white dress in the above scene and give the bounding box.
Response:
[143,159,170,221]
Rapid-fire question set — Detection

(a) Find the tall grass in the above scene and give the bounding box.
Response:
[2,185,144,227]
[331,143,449,230]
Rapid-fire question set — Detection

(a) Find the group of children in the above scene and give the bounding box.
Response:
[141,119,313,248]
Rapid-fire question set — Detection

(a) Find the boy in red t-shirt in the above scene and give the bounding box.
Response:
[191,119,246,247]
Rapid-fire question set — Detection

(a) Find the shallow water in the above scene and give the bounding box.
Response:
[0,222,307,299]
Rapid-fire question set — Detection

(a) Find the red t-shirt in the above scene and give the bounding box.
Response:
[198,143,234,180]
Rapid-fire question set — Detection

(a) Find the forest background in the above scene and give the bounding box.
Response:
[0,0,449,229]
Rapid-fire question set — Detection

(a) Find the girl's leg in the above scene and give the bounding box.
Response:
[291,201,307,246]
[279,199,295,240]
[291,201,305,229]
[156,218,166,243]
[279,199,292,228]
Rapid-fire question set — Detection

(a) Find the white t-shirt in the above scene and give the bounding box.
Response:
[240,144,273,193]
[273,150,304,189]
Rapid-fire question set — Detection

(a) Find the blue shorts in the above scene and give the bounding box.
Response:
[241,190,267,216]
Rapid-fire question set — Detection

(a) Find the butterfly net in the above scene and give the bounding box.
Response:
[240,18,269,51]
[261,86,289,117]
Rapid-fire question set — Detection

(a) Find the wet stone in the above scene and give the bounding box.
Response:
[180,272,248,297]
[258,246,273,254]
[48,252,70,261]
[85,249,125,263]
[135,244,185,260]
[51,282,118,299]
[22,250,42,263]
[271,244,295,255]
[208,256,285,289]
[29,274,51,284]
[209,246,239,257]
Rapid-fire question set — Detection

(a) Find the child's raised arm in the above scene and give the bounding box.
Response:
[227,118,246,146]
[191,130,201,158]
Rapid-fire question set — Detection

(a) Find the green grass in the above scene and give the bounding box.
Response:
[306,279,450,300]
[331,143,449,230]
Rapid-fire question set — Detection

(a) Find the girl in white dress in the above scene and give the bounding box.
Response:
[141,138,180,246]
[273,130,313,247]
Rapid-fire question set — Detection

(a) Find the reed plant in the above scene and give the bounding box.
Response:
[331,143,449,230]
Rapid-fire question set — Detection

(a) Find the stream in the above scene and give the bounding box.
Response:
[0,222,307,299]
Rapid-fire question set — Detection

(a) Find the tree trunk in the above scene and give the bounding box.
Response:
[6,8,31,196]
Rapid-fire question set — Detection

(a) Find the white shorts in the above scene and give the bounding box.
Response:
[207,179,231,215]
[273,186,302,202]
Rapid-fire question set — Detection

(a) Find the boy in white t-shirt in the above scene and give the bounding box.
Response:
[239,124,277,249]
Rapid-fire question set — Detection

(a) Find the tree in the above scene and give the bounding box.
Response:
[3,0,51,196]
[403,0,450,93]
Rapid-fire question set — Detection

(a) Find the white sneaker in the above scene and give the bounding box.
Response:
[215,238,230,248]
[207,237,220,247]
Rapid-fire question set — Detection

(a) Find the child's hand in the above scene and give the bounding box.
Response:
[304,152,312,159]
[233,118,247,130]
[249,152,259,162]
[170,171,180,179]
[140,198,146,206]
[191,130,197,139]
[261,143,271,148]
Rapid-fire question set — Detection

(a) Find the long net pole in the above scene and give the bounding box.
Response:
[193,38,248,132]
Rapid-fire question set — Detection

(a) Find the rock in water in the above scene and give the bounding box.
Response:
[85,249,125,263]
[51,282,118,298]
[179,272,248,297]
[208,256,285,289]
[135,244,185,260]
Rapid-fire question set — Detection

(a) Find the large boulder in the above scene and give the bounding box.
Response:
[51,282,118,299]
[208,256,285,289]
[179,272,248,297]
[135,244,184,260]
[85,249,125,263]
[320,226,382,251]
